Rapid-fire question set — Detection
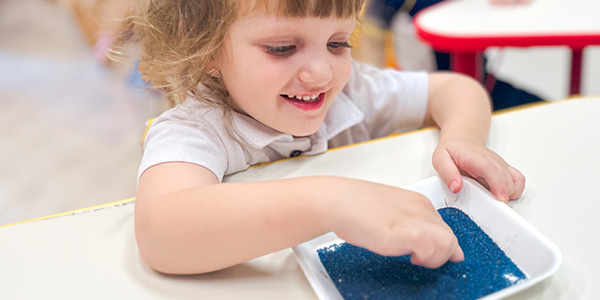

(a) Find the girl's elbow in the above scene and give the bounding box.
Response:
[135,220,177,274]
[134,216,220,275]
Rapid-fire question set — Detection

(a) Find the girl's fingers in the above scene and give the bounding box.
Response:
[433,148,463,193]
[435,146,524,202]
[449,245,465,263]
[507,166,526,199]
[483,169,512,202]
[479,157,526,202]
[408,224,464,268]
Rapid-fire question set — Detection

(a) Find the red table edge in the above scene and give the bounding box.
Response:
[414,24,600,52]
[413,8,600,94]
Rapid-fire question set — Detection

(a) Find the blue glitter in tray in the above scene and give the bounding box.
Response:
[317,207,527,300]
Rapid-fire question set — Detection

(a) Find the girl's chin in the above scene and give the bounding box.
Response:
[279,122,322,137]
[283,127,318,137]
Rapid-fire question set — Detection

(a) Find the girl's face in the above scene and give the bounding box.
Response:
[215,11,356,136]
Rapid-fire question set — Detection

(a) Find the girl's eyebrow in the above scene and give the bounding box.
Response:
[250,32,302,43]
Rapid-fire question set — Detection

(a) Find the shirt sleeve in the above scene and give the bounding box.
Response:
[343,60,429,139]
[137,116,229,183]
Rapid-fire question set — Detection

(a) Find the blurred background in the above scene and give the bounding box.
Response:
[1,0,598,226]
[0,0,169,225]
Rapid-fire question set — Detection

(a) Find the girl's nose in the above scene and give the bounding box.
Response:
[298,59,333,87]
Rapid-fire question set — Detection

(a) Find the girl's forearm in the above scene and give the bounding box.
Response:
[135,176,339,274]
[136,173,466,274]
[426,73,492,144]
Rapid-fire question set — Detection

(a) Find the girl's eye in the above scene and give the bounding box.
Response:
[327,41,352,54]
[264,45,297,57]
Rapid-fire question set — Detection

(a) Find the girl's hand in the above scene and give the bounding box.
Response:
[432,137,525,202]
[327,178,464,269]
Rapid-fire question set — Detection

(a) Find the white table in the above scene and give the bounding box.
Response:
[1,98,599,299]
[414,0,600,95]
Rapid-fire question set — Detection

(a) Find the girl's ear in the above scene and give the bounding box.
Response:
[206,54,224,78]
[207,68,221,78]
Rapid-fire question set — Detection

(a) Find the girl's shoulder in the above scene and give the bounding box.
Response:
[153,98,225,133]
[140,98,249,182]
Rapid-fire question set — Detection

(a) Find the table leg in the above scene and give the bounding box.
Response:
[569,49,583,96]
[450,52,483,82]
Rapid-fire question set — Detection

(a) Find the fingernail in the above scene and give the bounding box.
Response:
[449,180,459,193]
[499,193,509,203]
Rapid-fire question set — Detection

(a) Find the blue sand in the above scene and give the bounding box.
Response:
[317,207,527,300]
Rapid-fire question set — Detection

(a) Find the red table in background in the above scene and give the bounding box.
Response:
[414,0,600,95]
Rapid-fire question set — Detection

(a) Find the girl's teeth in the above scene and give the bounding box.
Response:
[285,94,320,102]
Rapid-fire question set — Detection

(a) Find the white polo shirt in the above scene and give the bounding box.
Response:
[139,60,428,182]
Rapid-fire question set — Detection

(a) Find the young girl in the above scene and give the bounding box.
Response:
[123,0,525,275]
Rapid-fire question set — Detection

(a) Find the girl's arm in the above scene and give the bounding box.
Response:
[424,72,525,202]
[136,162,464,274]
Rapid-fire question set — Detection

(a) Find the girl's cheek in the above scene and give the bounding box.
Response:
[260,62,294,82]
[337,57,352,83]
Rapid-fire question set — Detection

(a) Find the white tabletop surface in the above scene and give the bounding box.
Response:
[1,98,599,299]
[415,0,600,37]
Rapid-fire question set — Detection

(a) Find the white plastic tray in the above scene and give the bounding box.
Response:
[293,176,562,300]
